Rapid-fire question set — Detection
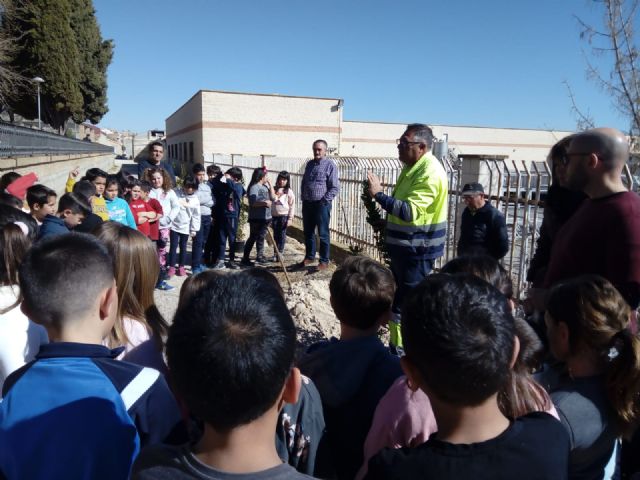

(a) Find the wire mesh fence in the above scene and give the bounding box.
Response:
[0,121,113,158]
[214,155,635,298]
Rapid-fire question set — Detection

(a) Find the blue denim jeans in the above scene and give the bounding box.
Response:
[168,230,189,267]
[243,219,271,260]
[302,200,331,263]
[191,215,212,268]
[271,216,288,253]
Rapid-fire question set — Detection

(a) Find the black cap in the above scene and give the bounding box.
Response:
[461,182,485,196]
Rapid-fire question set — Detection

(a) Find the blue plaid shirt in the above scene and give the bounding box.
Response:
[301,157,340,202]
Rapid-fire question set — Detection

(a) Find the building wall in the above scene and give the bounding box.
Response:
[166,92,204,169]
[166,90,343,161]
[165,90,574,164]
[341,120,573,161]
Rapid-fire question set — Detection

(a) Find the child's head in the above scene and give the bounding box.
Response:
[139,180,152,200]
[192,163,206,183]
[182,175,198,194]
[225,167,243,183]
[167,271,298,431]
[243,267,284,298]
[129,179,142,201]
[145,167,172,193]
[249,168,267,188]
[93,222,167,349]
[82,168,108,196]
[402,273,516,407]
[0,205,37,287]
[276,171,291,191]
[72,180,97,202]
[177,270,225,312]
[26,184,57,221]
[0,172,21,192]
[19,233,117,338]
[57,192,91,228]
[207,164,221,179]
[329,256,395,331]
[104,175,121,200]
[546,275,640,437]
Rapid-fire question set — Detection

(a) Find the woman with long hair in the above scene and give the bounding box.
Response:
[94,222,169,374]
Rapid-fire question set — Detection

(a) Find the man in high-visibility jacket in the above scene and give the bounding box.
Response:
[368,123,448,351]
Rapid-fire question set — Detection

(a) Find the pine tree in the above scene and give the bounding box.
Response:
[70,0,113,125]
[6,0,86,130]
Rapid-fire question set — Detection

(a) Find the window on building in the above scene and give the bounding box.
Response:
[189,142,194,163]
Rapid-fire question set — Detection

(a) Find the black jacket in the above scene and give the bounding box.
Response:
[457,202,509,260]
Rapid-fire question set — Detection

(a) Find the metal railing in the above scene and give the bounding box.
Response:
[0,121,114,158]
[215,155,635,298]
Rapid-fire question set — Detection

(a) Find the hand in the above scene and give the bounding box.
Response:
[265,200,272,207]
[68,166,80,180]
[190,231,197,238]
[367,172,383,197]
[138,217,148,224]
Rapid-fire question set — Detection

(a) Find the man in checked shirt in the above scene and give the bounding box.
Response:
[297,139,340,272]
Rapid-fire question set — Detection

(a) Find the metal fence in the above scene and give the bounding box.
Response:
[215,155,635,298]
[0,121,114,157]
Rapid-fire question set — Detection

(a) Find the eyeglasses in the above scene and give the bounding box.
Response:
[560,152,591,166]
[396,139,423,147]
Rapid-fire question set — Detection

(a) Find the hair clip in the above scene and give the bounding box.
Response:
[12,221,28,236]
[607,346,619,361]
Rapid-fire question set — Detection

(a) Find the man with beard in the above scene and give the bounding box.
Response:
[543,128,640,309]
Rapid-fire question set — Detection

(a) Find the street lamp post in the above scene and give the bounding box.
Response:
[32,77,44,129]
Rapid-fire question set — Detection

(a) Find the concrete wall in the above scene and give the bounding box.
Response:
[0,153,116,196]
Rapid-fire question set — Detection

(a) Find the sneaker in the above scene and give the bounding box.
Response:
[290,258,314,270]
[271,255,278,263]
[240,258,254,267]
[155,281,175,291]
[212,260,226,270]
[227,261,240,270]
[167,266,176,278]
[191,265,203,275]
[177,266,187,276]
[318,262,329,272]
[256,256,269,265]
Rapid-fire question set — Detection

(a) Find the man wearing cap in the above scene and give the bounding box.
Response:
[457,182,509,260]
[367,123,448,352]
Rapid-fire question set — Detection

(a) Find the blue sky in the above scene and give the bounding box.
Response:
[93,0,634,134]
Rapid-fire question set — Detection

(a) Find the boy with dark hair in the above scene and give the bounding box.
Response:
[66,166,110,221]
[133,271,311,479]
[37,192,91,240]
[72,180,104,233]
[26,184,57,224]
[204,164,223,266]
[366,273,570,480]
[191,163,213,274]
[0,234,184,479]
[299,256,403,479]
[212,167,245,270]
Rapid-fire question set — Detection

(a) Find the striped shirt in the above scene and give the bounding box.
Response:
[301,157,340,202]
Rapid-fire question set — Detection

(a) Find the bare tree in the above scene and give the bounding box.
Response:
[574,0,640,137]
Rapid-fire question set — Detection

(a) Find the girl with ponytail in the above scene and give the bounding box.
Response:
[543,275,640,479]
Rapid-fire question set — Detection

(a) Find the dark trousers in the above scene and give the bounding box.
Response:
[217,216,238,262]
[271,216,288,253]
[191,215,212,268]
[168,230,189,267]
[243,219,271,260]
[204,215,218,264]
[389,251,433,315]
[302,200,331,263]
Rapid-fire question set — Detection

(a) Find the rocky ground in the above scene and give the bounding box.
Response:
[154,232,342,353]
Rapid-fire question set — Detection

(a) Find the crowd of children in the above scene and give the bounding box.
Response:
[2,156,640,480]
